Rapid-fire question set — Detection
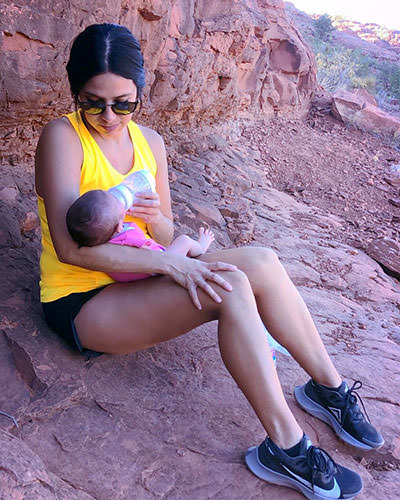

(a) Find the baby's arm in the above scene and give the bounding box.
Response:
[166,228,214,257]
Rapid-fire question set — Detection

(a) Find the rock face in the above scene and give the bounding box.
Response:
[332,88,400,141]
[0,0,316,136]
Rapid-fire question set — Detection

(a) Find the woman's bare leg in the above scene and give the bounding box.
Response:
[200,247,342,388]
[75,267,303,449]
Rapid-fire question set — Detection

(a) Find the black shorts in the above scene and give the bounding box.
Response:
[42,286,107,358]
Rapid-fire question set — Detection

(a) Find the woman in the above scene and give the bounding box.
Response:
[35,23,382,500]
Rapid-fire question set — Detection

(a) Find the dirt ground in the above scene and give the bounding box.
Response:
[241,91,400,254]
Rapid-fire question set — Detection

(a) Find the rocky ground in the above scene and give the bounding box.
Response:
[243,91,400,251]
[1,102,399,499]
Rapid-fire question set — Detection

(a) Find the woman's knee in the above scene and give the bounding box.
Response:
[236,247,286,292]
[241,247,281,274]
[253,247,279,263]
[225,268,252,289]
[216,268,255,309]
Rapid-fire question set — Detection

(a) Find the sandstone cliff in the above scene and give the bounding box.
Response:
[0,0,315,139]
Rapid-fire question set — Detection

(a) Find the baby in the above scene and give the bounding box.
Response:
[66,188,215,282]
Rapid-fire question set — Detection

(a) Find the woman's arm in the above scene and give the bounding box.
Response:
[35,118,171,275]
[35,118,236,308]
[128,126,174,247]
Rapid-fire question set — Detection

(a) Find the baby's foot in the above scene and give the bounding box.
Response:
[197,227,215,253]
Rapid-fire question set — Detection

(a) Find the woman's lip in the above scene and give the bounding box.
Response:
[101,123,119,131]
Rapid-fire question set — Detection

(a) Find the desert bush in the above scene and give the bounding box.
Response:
[309,39,374,92]
[301,14,400,113]
[375,61,400,101]
[313,14,335,41]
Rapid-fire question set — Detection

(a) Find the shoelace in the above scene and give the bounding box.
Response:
[306,446,338,492]
[0,410,18,428]
[342,380,371,424]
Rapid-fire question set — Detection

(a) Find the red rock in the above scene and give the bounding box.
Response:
[332,89,400,140]
[1,147,400,498]
[354,88,377,106]
[392,436,400,460]
[384,175,400,188]
[389,198,400,207]
[359,103,400,138]
[20,211,39,232]
[0,186,18,204]
[366,237,400,279]
[219,207,240,219]
[0,202,22,248]
[188,199,225,226]
[1,3,400,499]
[0,430,89,499]
[0,0,316,138]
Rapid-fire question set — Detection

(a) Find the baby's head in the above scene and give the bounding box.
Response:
[66,189,125,246]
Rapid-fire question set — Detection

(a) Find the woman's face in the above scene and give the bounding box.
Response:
[79,72,138,137]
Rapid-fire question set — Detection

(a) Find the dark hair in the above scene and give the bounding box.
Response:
[66,190,120,247]
[66,23,145,102]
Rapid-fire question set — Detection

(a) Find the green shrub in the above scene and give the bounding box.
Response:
[300,14,400,112]
[375,61,400,101]
[313,42,359,90]
[313,14,335,41]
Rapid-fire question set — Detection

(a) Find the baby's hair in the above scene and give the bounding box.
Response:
[66,190,120,247]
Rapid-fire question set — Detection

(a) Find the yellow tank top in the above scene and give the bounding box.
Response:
[38,110,157,302]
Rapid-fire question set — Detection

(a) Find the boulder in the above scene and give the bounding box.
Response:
[332,89,400,140]
[354,88,377,106]
[366,237,400,280]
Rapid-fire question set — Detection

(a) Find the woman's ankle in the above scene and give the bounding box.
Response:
[268,425,304,450]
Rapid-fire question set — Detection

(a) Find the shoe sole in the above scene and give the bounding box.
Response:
[294,385,384,450]
[245,446,358,500]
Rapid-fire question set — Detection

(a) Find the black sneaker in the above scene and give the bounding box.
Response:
[245,434,362,500]
[294,379,384,450]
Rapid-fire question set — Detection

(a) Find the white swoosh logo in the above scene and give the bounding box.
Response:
[280,464,341,498]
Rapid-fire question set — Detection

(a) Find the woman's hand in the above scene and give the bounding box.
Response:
[166,254,237,310]
[127,191,163,225]
[127,190,174,246]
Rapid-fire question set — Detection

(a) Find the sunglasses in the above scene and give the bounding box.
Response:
[78,99,139,115]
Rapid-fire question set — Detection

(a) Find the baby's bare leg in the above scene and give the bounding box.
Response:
[166,228,215,257]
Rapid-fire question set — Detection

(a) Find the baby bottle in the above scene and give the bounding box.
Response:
[108,169,156,210]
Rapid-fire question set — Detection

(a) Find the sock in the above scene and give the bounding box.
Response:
[283,434,305,457]
[316,380,345,392]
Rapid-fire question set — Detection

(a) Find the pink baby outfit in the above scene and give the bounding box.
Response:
[108,222,166,282]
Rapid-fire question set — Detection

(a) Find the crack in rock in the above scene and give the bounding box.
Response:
[3,331,47,397]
